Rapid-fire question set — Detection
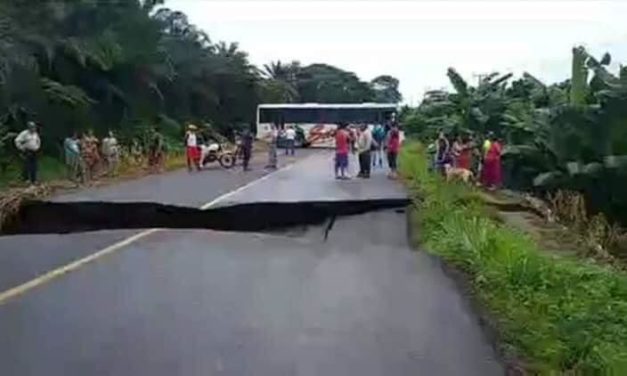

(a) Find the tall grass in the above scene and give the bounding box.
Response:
[400,142,627,374]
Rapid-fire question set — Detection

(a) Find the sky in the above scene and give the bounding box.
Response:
[167,0,627,104]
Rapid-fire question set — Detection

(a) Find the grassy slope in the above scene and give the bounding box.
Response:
[400,142,627,374]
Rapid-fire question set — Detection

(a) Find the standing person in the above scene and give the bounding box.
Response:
[64,132,83,183]
[471,134,482,177]
[185,124,201,172]
[451,134,462,166]
[265,123,278,169]
[482,134,503,190]
[455,134,473,170]
[483,132,493,158]
[241,128,254,171]
[356,123,373,178]
[434,131,450,175]
[386,123,401,179]
[480,132,493,185]
[101,130,120,177]
[14,121,41,185]
[81,130,100,182]
[427,138,438,172]
[334,123,350,179]
[284,125,296,156]
[372,123,386,168]
[148,127,165,173]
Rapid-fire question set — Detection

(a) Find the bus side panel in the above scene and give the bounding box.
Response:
[298,123,337,148]
[256,122,272,140]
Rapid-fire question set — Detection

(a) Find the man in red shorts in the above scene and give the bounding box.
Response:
[185,124,201,171]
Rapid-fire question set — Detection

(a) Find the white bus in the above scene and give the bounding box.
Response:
[256,103,398,147]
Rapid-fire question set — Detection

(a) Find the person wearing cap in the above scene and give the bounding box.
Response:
[14,121,41,184]
[185,124,201,171]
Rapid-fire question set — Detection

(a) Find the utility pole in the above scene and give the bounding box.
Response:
[472,73,487,86]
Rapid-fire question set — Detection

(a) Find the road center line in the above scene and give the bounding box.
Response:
[0,161,296,306]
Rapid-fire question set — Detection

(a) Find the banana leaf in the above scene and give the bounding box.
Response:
[582,162,603,176]
[533,171,564,187]
[604,155,627,170]
[502,144,539,157]
[566,161,582,176]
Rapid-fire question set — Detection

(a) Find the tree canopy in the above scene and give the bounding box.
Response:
[0,0,400,154]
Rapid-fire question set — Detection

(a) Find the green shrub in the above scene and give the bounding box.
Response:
[400,141,627,374]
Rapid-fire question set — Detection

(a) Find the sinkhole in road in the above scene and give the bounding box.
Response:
[1,199,410,236]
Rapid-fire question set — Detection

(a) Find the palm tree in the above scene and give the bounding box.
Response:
[261,60,300,103]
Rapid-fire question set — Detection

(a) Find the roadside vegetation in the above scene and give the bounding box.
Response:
[401,46,627,226]
[400,142,627,374]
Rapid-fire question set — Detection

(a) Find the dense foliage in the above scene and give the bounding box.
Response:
[400,142,627,374]
[0,0,400,173]
[402,46,627,224]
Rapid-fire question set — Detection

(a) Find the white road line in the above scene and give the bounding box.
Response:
[199,163,293,210]
[0,160,298,306]
[0,230,159,305]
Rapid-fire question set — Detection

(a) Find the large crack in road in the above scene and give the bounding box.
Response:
[2,199,410,236]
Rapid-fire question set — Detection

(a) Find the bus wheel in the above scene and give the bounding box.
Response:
[219,153,236,169]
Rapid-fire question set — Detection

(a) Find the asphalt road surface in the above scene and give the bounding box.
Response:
[0,153,304,292]
[0,151,503,375]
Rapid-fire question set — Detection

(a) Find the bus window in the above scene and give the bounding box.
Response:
[259,108,280,124]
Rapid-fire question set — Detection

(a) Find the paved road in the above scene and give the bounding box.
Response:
[0,152,502,375]
[0,153,305,292]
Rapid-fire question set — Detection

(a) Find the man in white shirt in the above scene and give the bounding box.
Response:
[185,124,200,171]
[284,125,296,156]
[14,121,41,184]
[356,123,374,178]
[102,130,120,176]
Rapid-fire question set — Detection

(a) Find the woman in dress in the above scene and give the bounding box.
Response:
[481,135,503,189]
[455,134,473,171]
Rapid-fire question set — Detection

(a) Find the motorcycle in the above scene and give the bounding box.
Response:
[200,141,236,169]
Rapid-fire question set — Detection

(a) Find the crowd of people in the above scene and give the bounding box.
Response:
[259,121,401,179]
[13,122,167,186]
[333,122,402,180]
[429,130,503,189]
[12,119,403,186]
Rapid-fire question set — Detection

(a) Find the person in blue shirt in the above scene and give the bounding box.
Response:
[64,131,83,184]
[371,123,386,168]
